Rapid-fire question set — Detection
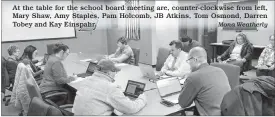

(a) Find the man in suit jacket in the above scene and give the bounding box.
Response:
[178,47,231,116]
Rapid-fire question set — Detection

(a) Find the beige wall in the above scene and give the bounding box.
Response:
[217,1,274,46]
[2,1,108,57]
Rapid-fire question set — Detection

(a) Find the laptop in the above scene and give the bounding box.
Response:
[156,77,182,104]
[76,62,98,78]
[124,80,146,99]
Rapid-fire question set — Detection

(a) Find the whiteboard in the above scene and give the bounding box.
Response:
[2,1,76,42]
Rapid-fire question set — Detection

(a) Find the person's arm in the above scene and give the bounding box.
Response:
[106,87,146,114]
[160,55,172,74]
[220,43,235,60]
[256,47,267,67]
[109,48,120,58]
[33,70,44,77]
[110,54,129,63]
[52,61,75,84]
[242,44,253,62]
[178,77,199,108]
[165,59,191,77]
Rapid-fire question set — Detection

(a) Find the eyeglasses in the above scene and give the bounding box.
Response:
[186,57,195,63]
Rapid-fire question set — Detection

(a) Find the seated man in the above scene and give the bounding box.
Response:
[108,37,135,65]
[178,47,231,116]
[158,40,190,77]
[73,59,147,115]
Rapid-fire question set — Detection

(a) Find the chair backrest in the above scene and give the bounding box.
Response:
[25,72,43,99]
[1,57,10,92]
[131,48,140,66]
[28,97,63,116]
[210,63,240,89]
[156,47,170,71]
[47,44,55,55]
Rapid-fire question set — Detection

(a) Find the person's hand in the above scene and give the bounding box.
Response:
[138,93,147,102]
[268,65,275,70]
[217,56,222,62]
[257,65,269,70]
[156,71,164,77]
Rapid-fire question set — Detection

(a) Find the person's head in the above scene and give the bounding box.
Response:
[179,35,192,44]
[269,34,274,47]
[169,40,183,57]
[117,37,127,48]
[7,45,20,57]
[97,59,121,82]
[235,33,249,45]
[21,45,37,60]
[186,47,208,71]
[52,43,70,61]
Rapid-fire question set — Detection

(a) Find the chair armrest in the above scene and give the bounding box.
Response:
[41,88,68,95]
[59,104,73,109]
[44,92,68,99]
[180,106,196,116]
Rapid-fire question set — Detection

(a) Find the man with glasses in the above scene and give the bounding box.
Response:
[178,47,231,115]
[73,59,147,115]
[157,40,190,77]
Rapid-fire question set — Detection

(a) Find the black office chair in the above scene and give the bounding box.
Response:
[1,57,13,106]
[131,48,140,66]
[28,97,63,116]
[25,75,73,116]
[155,47,170,71]
[210,63,240,89]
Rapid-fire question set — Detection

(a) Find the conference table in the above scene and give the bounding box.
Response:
[45,53,186,115]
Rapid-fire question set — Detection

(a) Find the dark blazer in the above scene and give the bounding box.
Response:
[220,42,253,71]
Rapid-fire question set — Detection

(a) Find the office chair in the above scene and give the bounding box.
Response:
[25,72,73,116]
[155,47,170,71]
[131,48,140,66]
[1,57,13,106]
[210,63,240,89]
[28,97,63,116]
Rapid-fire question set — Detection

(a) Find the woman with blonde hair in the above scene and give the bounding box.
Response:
[217,33,253,74]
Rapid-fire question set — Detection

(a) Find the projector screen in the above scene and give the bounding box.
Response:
[2,1,76,42]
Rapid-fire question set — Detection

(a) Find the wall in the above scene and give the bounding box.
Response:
[217,1,274,46]
[2,1,108,57]
[106,1,155,65]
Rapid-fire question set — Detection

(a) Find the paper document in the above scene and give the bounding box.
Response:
[115,63,128,67]
[163,93,180,104]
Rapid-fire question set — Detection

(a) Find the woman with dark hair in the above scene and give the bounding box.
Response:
[20,45,43,80]
[217,33,253,73]
[39,43,77,104]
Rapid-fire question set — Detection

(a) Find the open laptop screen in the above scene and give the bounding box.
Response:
[86,62,98,74]
[125,80,145,97]
[156,77,182,97]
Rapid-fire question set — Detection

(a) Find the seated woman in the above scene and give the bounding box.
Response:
[6,45,20,86]
[217,33,253,73]
[255,34,274,77]
[39,43,77,104]
[108,37,135,65]
[20,45,44,80]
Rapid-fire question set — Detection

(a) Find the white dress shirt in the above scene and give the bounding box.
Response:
[72,72,146,115]
[161,51,191,77]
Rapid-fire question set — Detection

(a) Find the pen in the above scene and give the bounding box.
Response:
[143,88,157,92]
